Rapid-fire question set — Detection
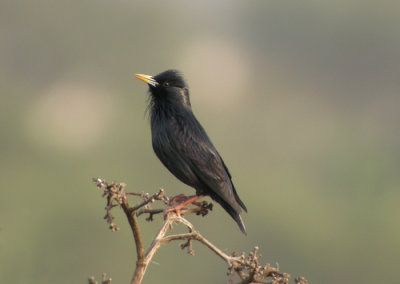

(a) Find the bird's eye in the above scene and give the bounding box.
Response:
[163,82,170,87]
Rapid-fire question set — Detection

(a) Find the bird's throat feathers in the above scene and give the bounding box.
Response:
[149,87,192,118]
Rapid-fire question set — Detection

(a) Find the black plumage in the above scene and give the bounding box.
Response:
[135,70,247,234]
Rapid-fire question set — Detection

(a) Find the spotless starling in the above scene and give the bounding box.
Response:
[135,70,247,234]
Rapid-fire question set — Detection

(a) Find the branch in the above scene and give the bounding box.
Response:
[91,177,307,284]
[88,273,112,284]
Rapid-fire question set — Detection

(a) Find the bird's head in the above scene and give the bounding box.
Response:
[135,70,191,108]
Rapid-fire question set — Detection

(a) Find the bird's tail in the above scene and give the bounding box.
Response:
[212,194,247,235]
[234,214,247,235]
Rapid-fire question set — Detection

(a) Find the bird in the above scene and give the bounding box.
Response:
[135,70,247,234]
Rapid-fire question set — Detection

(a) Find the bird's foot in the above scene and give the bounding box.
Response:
[163,195,206,219]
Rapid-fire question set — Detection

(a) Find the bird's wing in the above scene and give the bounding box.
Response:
[170,118,241,212]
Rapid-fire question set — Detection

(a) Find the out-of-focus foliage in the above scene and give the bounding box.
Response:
[1,1,399,283]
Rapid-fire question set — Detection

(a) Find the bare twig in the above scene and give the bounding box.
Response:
[92,178,145,283]
[131,188,167,211]
[88,273,112,284]
[91,177,307,284]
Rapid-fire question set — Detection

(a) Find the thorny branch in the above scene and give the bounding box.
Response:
[91,177,307,284]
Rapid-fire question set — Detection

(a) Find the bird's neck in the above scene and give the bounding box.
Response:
[150,95,192,118]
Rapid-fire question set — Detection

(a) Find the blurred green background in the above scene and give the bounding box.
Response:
[1,1,400,283]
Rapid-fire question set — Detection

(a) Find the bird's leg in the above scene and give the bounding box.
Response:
[168,194,205,207]
[168,193,190,205]
[164,195,206,218]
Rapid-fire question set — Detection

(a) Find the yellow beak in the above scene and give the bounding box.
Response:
[135,73,158,87]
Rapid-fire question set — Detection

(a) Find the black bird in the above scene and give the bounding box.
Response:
[135,70,247,234]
